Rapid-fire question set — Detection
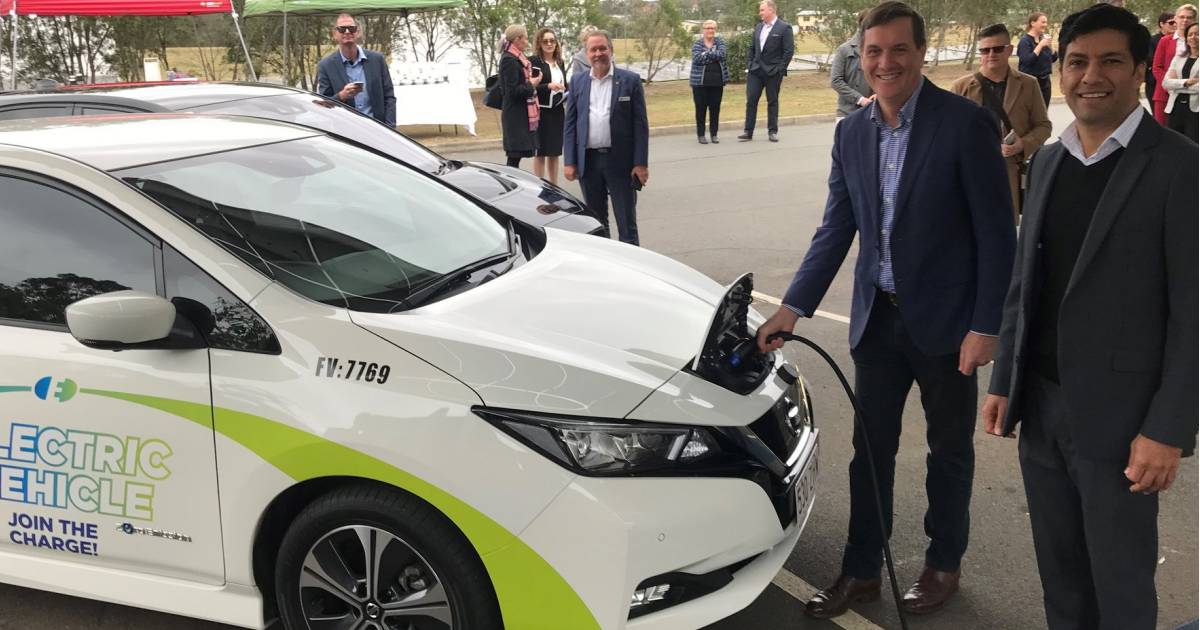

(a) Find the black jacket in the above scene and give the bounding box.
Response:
[499,51,536,153]
[530,55,568,109]
[990,113,1198,459]
[747,20,794,77]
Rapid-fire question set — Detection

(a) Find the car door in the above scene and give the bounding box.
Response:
[0,170,225,584]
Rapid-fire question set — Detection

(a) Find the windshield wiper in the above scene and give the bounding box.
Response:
[404,224,519,308]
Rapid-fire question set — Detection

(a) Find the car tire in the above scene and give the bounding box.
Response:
[274,483,502,630]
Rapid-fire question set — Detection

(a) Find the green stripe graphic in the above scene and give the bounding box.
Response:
[79,389,599,630]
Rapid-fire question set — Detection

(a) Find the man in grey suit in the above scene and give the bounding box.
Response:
[316,13,396,127]
[738,0,793,142]
[830,11,873,120]
[983,5,1197,630]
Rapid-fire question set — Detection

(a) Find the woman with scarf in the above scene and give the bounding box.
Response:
[499,24,541,168]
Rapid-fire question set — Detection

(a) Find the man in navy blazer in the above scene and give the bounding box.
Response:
[564,31,649,245]
[316,13,396,127]
[739,0,794,142]
[757,2,1014,619]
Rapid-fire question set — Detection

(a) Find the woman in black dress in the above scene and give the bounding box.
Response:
[531,27,568,185]
[499,24,541,168]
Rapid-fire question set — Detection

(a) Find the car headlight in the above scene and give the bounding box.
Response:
[474,408,724,476]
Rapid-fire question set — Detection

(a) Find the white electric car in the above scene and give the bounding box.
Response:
[0,114,818,630]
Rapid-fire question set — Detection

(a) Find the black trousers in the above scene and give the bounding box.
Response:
[1019,372,1159,630]
[692,85,723,137]
[1036,74,1052,108]
[842,295,977,578]
[579,149,639,246]
[743,71,783,135]
[1167,101,1198,143]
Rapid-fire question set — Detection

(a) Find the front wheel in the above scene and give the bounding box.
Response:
[274,483,502,630]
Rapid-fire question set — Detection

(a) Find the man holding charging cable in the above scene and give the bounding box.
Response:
[316,13,397,128]
[756,1,1014,620]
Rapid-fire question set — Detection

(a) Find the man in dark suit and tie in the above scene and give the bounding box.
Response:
[982,5,1197,629]
[739,0,793,142]
[316,13,396,128]
[564,31,650,246]
[756,1,1015,618]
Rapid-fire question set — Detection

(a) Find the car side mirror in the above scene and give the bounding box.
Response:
[65,290,206,351]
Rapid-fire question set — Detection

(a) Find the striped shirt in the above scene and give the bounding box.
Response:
[870,79,924,293]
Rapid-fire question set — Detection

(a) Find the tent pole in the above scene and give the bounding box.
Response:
[231,8,257,81]
[283,11,288,86]
[10,3,17,90]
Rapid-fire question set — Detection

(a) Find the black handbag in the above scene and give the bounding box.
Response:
[484,74,503,109]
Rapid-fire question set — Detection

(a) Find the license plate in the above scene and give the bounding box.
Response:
[793,443,818,521]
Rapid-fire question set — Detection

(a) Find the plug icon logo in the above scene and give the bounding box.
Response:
[33,376,77,403]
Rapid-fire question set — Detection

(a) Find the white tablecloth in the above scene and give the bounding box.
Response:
[390,62,477,135]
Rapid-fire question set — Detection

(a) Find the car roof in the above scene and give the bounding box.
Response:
[0,82,305,112]
[0,113,323,171]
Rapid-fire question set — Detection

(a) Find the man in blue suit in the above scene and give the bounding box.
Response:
[564,31,649,245]
[316,13,396,128]
[757,1,1014,619]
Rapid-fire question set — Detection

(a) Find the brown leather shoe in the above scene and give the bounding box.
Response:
[804,574,881,619]
[901,567,960,614]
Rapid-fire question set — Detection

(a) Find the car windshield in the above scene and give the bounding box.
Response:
[188,93,445,174]
[115,136,509,313]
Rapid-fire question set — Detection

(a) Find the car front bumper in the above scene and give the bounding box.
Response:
[514,424,819,630]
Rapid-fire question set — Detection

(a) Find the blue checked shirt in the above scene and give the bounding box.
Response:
[871,79,923,293]
[340,45,372,118]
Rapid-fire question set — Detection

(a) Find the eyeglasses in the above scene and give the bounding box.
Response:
[335,25,358,34]
[979,45,1009,55]
[543,38,557,44]
[1167,20,1177,25]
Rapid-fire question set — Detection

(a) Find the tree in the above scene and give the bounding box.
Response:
[12,16,112,84]
[447,0,509,80]
[401,12,457,62]
[105,17,187,81]
[627,0,692,81]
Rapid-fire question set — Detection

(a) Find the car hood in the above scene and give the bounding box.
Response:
[439,161,598,232]
[350,230,728,418]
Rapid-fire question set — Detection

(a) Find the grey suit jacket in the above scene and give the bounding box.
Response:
[830,35,870,117]
[989,112,1198,459]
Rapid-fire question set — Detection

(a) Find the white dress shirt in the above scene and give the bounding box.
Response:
[1058,106,1143,165]
[587,64,614,149]
[540,62,566,109]
[758,19,777,52]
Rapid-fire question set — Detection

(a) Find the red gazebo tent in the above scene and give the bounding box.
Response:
[0,0,256,88]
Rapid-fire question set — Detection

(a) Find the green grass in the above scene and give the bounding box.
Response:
[407,62,1055,146]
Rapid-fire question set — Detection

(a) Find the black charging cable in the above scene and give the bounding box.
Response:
[767,331,910,630]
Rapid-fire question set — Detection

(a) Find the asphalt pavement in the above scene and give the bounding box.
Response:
[1,102,1195,630]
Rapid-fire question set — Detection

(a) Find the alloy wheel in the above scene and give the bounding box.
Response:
[299,524,454,630]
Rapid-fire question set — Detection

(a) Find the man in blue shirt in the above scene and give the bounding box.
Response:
[316,13,396,127]
[757,1,1014,620]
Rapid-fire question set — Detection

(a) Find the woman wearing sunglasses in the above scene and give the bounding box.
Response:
[531,27,568,185]
[1147,12,1177,102]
